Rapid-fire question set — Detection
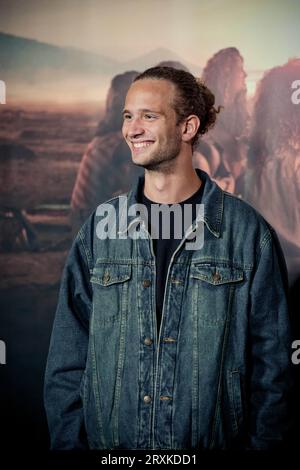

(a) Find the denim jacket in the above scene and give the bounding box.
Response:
[44,169,292,450]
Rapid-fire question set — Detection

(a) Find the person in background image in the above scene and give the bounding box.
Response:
[70,71,142,236]
[193,47,249,195]
[244,58,300,288]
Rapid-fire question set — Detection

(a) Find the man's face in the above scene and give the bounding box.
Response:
[122,79,183,171]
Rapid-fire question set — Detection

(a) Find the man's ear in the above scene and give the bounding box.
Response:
[181,115,200,143]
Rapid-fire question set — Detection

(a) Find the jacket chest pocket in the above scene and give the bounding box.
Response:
[90,262,132,325]
[190,263,244,326]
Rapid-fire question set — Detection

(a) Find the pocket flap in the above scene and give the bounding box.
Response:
[91,262,132,286]
[190,263,244,285]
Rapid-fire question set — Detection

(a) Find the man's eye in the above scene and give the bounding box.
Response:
[144,114,156,120]
[123,114,131,120]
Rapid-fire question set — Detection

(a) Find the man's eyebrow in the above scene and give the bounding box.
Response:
[122,108,164,115]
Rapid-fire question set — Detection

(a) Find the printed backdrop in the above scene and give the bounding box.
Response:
[0,0,299,452]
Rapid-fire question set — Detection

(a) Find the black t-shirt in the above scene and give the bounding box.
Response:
[140,178,205,335]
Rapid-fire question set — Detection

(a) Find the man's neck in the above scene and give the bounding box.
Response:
[143,165,202,204]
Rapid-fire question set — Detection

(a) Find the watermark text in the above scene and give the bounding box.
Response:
[291,80,300,104]
[95,199,205,251]
[0,340,6,365]
[0,80,6,104]
[292,340,300,365]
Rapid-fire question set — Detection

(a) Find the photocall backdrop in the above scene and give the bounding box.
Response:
[0,0,299,452]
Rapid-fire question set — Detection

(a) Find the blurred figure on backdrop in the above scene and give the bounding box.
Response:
[244,58,300,287]
[70,71,142,235]
[193,47,249,195]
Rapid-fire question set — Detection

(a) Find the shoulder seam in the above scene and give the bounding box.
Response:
[257,228,272,262]
[78,226,93,270]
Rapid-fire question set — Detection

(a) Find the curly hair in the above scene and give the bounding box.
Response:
[133,66,221,147]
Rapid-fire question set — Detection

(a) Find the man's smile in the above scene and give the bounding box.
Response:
[130,140,155,152]
[133,142,152,148]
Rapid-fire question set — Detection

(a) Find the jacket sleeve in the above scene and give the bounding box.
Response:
[44,226,93,450]
[248,226,293,449]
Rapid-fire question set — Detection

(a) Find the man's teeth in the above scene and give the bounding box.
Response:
[132,142,153,148]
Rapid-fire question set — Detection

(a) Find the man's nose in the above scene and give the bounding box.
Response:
[126,117,145,138]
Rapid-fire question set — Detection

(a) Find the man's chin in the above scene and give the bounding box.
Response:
[132,160,152,170]
[132,158,165,172]
[131,154,152,168]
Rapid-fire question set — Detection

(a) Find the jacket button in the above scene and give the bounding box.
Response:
[143,279,151,288]
[144,337,153,346]
[212,271,221,282]
[143,395,152,404]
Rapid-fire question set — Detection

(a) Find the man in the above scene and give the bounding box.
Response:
[44,66,292,450]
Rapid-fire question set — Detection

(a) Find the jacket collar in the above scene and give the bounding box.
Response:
[122,168,223,238]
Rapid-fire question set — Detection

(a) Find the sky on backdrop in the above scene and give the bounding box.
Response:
[0,0,299,71]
